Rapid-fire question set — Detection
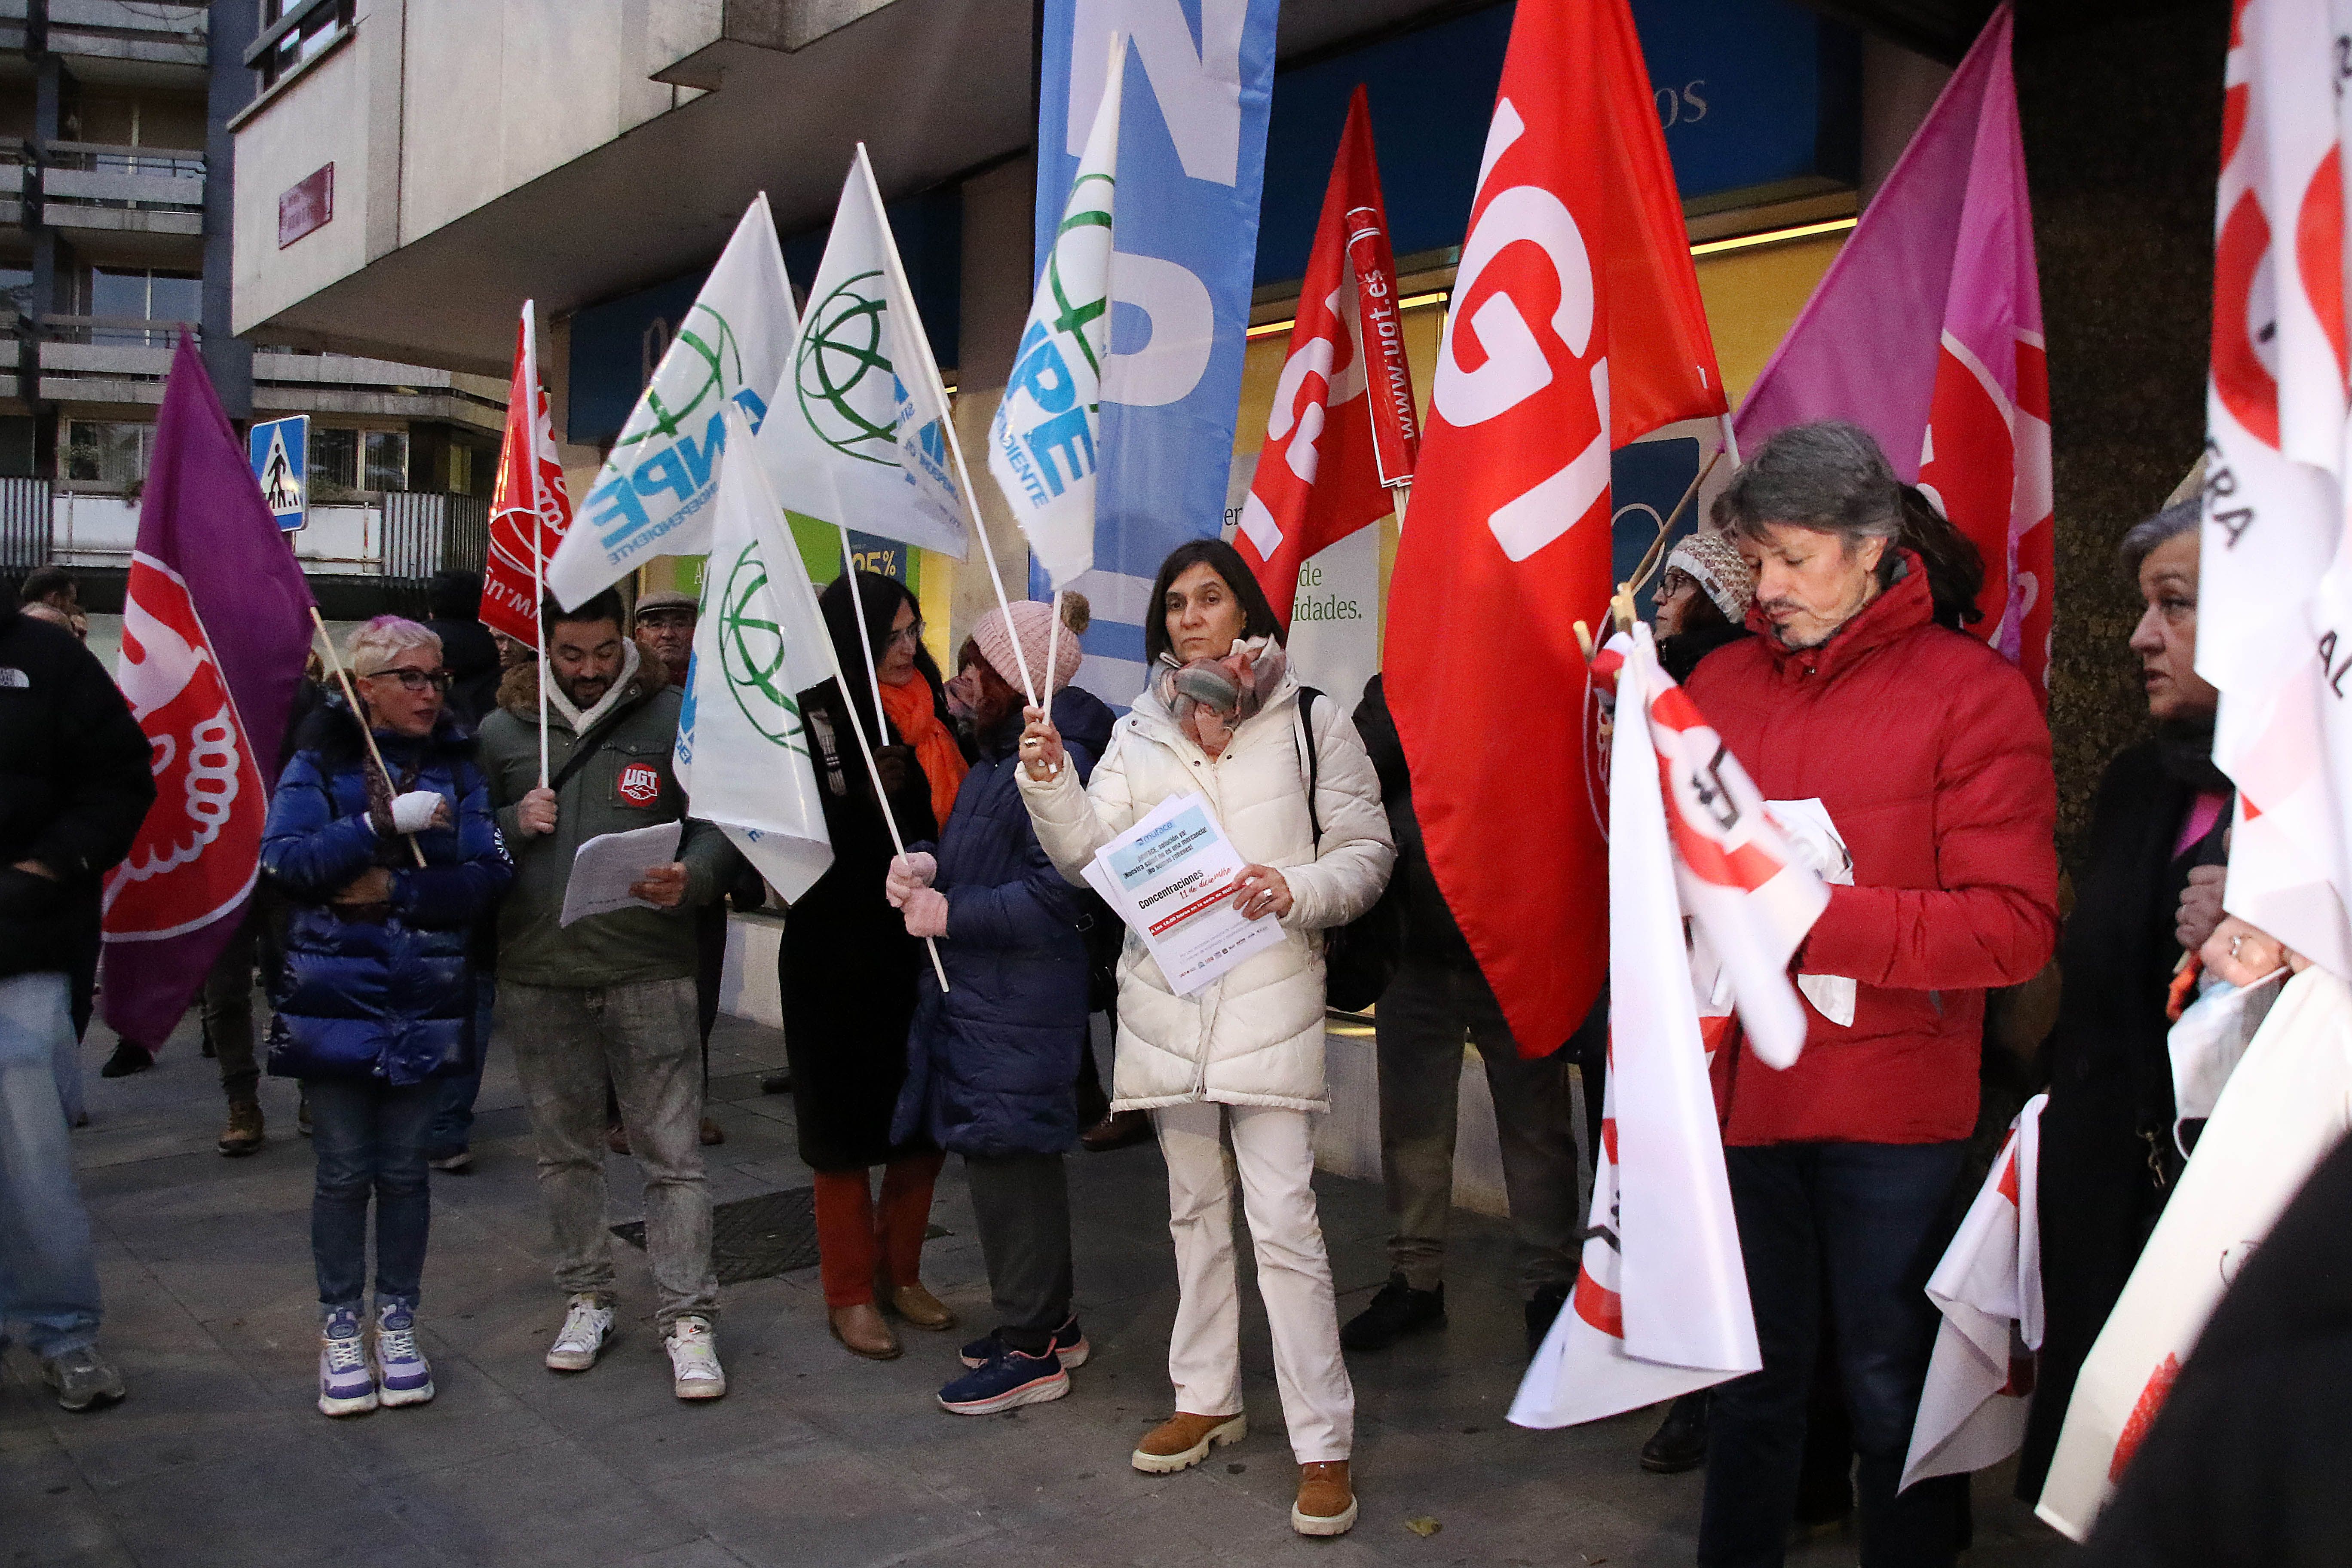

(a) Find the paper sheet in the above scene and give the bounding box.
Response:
[1767,797,1857,1026]
[1084,792,1285,997]
[558,821,683,927]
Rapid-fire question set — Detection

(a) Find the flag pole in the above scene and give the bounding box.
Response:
[309,607,427,868]
[1043,588,1064,711]
[820,535,950,991]
[851,144,1039,710]
[533,498,549,790]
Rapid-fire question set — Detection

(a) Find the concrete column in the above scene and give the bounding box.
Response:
[203,0,257,418]
[2013,0,2229,867]
[949,153,1035,653]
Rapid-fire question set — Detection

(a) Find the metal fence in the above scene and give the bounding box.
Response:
[381,491,490,582]
[0,475,51,573]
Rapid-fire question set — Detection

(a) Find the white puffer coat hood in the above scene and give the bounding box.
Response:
[1019,670,1394,1112]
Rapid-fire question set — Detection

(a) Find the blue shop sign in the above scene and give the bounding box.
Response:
[1255,0,1861,285]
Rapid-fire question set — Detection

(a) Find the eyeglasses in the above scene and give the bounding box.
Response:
[361,666,452,693]
[885,621,926,650]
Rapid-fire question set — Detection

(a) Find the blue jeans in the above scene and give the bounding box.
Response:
[305,1076,436,1315]
[0,972,103,1357]
[1700,1141,1968,1568]
[426,974,495,1159]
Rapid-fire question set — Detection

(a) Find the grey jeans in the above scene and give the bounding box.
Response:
[965,1151,1073,1353]
[1375,958,1583,1296]
[502,976,717,1328]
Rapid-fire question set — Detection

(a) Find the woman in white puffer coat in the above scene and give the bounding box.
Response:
[1016,539,1393,1539]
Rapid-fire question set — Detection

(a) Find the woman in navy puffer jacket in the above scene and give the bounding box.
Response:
[261,617,510,1419]
[891,601,1108,1416]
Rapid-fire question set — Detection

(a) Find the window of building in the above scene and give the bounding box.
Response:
[310,426,407,497]
[64,420,155,488]
[258,0,355,92]
[76,269,202,339]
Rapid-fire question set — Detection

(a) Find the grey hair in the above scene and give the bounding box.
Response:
[2119,500,2200,580]
[346,615,441,677]
[1712,420,1904,551]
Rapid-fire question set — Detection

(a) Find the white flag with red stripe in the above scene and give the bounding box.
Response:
[2198,0,2352,980]
[1902,1093,2046,1491]
[1515,626,1824,1425]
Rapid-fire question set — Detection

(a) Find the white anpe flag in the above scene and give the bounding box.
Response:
[1512,627,1762,1427]
[546,195,796,609]
[674,407,836,903]
[2196,0,2352,978]
[986,40,1122,590]
[759,148,968,560]
[1901,1094,2045,1492]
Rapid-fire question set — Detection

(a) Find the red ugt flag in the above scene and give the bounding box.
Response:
[101,336,316,1048]
[481,302,573,646]
[1235,87,1413,630]
[1385,0,1728,1055]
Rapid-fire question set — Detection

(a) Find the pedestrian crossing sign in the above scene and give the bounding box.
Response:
[249,415,308,532]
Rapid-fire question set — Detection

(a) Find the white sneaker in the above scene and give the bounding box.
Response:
[545,1294,616,1372]
[665,1316,726,1401]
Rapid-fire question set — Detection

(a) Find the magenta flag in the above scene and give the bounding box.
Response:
[100,335,317,1048]
[1734,3,2053,699]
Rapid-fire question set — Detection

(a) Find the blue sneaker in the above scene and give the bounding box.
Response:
[317,1308,377,1417]
[374,1302,434,1408]
[959,1316,1089,1370]
[938,1343,1070,1415]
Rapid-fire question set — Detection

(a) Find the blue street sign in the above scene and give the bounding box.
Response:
[249,415,308,532]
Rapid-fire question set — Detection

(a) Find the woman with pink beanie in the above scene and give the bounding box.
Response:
[888,600,1110,1415]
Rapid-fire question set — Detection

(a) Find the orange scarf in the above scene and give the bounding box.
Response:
[877,676,967,827]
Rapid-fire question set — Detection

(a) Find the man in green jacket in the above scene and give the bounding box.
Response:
[478,588,738,1401]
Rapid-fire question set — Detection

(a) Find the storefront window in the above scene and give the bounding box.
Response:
[310,426,408,497]
[364,429,407,492]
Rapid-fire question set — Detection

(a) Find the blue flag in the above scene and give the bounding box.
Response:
[1033,0,1280,702]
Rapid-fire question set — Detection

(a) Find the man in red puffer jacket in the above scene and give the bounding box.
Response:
[1685,421,2059,1568]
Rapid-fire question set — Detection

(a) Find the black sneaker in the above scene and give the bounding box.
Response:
[1641,1391,1711,1473]
[1339,1274,1445,1352]
[1525,1282,1571,1355]
[99,1041,153,1078]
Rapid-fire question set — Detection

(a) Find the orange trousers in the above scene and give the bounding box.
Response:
[812,1151,944,1309]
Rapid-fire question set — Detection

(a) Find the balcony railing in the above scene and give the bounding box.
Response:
[38,141,205,227]
[0,476,49,574]
[41,314,197,348]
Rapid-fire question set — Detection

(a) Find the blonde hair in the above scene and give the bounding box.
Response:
[346,616,441,677]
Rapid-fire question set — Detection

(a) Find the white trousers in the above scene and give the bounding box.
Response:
[1154,1101,1355,1463]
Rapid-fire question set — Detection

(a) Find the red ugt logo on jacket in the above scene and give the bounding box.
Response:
[617,762,662,807]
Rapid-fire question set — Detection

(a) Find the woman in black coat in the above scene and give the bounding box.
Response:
[779,572,950,1362]
[2017,500,2230,1497]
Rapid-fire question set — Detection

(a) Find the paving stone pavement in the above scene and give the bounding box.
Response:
[2,1004,2077,1568]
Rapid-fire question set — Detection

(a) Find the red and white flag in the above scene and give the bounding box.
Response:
[1386,0,1729,1057]
[1516,627,1821,1426]
[481,302,574,648]
[1902,1094,2045,1491]
[1735,4,2052,700]
[1235,87,1409,631]
[2195,0,2352,980]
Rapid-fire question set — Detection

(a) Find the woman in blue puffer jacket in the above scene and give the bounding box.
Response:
[890,600,1108,1418]
[261,616,511,1419]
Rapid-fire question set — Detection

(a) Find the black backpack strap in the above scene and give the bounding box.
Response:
[1295,686,1324,848]
[546,697,641,796]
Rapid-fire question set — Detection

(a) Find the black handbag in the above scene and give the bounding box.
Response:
[1296,686,1400,1013]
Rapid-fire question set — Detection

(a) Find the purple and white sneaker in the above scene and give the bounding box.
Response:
[958,1315,1089,1370]
[374,1302,434,1408]
[937,1343,1070,1416]
[318,1308,377,1417]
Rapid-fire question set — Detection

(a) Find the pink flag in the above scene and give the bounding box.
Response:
[101,336,317,1048]
[1734,3,2052,700]
[1902,1094,2045,1491]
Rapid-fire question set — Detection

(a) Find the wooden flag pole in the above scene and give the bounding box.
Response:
[309,608,427,868]
[830,525,949,990]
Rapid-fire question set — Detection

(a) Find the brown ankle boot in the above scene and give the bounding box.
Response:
[1131,1411,1247,1473]
[827,1302,900,1360]
[881,1278,956,1331]
[218,1100,264,1157]
[1292,1461,1357,1537]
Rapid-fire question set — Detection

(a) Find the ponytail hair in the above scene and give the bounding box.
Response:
[1896,484,1986,631]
